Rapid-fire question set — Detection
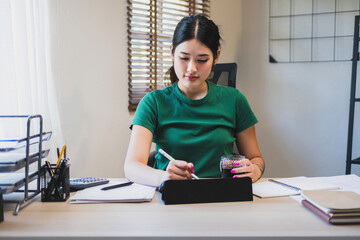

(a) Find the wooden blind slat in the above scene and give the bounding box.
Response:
[127,0,210,111]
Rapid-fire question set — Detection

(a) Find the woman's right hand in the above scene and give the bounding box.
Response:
[162,160,194,181]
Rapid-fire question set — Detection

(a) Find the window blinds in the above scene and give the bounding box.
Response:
[127,0,210,111]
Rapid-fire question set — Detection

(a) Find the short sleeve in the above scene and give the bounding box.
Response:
[235,91,258,133]
[130,92,158,134]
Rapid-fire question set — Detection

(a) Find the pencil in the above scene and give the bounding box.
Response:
[55,145,66,168]
[158,149,199,179]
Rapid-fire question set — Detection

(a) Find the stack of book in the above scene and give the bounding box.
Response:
[301,190,360,224]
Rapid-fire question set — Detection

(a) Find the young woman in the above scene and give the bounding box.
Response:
[124,15,264,187]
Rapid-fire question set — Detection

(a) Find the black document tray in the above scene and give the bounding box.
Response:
[160,177,253,205]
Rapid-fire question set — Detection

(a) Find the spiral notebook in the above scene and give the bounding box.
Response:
[252,176,339,198]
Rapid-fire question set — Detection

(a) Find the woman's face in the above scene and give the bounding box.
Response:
[171,39,219,94]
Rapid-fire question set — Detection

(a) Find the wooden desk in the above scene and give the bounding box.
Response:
[0,190,359,240]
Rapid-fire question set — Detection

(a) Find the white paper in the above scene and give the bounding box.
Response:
[310,174,360,195]
[276,176,339,191]
[253,176,339,198]
[0,172,37,185]
[70,179,156,204]
[0,132,51,151]
[252,180,299,198]
[0,152,41,164]
[0,153,26,163]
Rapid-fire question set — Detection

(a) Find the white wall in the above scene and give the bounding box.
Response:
[231,0,360,177]
[50,0,360,178]
[50,0,132,178]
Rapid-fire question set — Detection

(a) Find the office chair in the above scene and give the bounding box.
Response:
[147,63,238,167]
[207,63,237,88]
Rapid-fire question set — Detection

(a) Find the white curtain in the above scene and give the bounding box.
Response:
[0,0,63,160]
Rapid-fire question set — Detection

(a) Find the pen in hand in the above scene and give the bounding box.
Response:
[158,149,199,179]
[101,181,134,191]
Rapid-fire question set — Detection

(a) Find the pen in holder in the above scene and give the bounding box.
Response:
[41,159,70,202]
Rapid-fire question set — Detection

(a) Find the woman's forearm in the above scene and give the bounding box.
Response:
[124,160,166,187]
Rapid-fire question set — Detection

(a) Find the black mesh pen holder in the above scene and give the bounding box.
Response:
[41,161,70,202]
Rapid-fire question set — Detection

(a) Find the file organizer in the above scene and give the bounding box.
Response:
[0,115,52,217]
[41,162,70,202]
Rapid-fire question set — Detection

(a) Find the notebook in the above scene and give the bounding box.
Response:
[301,190,360,214]
[302,199,360,224]
[70,179,156,204]
[301,190,360,224]
[252,176,338,198]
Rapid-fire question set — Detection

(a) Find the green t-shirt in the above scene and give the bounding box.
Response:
[130,81,258,178]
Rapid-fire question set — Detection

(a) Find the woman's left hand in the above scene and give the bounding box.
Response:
[230,159,262,183]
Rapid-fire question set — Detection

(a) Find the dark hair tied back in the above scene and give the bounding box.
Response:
[166,15,221,84]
